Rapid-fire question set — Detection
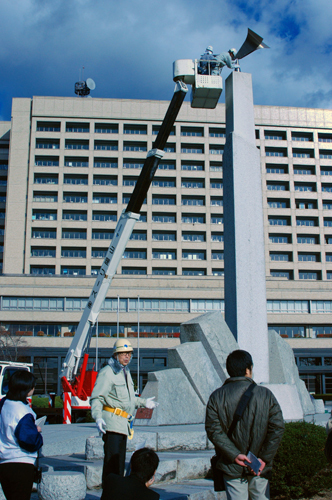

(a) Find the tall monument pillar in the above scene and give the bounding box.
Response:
[223,71,269,383]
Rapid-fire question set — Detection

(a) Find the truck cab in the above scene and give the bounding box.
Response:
[0,361,33,399]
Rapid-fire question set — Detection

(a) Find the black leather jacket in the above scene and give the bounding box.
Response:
[205,377,284,478]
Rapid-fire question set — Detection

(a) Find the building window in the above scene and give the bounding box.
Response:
[326,253,332,262]
[152,250,176,260]
[91,248,107,258]
[92,211,117,222]
[181,126,203,137]
[95,123,118,134]
[152,125,175,136]
[264,131,286,140]
[293,149,314,158]
[299,271,319,280]
[62,230,86,239]
[211,232,223,242]
[66,122,89,133]
[327,272,332,280]
[94,141,118,151]
[297,235,318,244]
[35,156,59,167]
[298,253,318,262]
[64,157,89,167]
[268,217,290,226]
[152,213,176,223]
[94,159,118,168]
[211,197,223,206]
[93,176,117,186]
[210,162,222,172]
[152,268,176,275]
[164,143,176,153]
[320,151,332,160]
[268,326,305,338]
[291,132,313,142]
[130,231,147,241]
[296,200,317,209]
[181,144,204,154]
[65,140,89,150]
[211,215,223,225]
[32,210,57,221]
[182,232,205,242]
[61,248,86,258]
[152,178,176,188]
[270,270,292,279]
[212,269,224,276]
[34,174,59,185]
[33,192,57,202]
[35,139,59,149]
[182,214,205,224]
[92,230,114,240]
[266,182,288,191]
[267,300,308,313]
[209,127,225,137]
[31,247,56,258]
[270,253,290,261]
[267,200,289,208]
[123,160,144,169]
[63,193,87,203]
[318,133,332,143]
[211,251,224,260]
[92,194,117,204]
[37,121,60,132]
[210,181,223,189]
[182,269,206,276]
[63,175,88,185]
[123,124,147,135]
[265,148,287,157]
[30,266,55,275]
[182,196,205,206]
[152,195,176,205]
[122,267,147,275]
[182,251,205,260]
[181,179,204,189]
[294,183,315,192]
[209,146,224,155]
[322,184,332,192]
[321,168,332,176]
[158,162,176,170]
[123,142,147,152]
[296,218,317,227]
[123,250,147,259]
[32,229,56,239]
[324,202,332,210]
[266,165,288,174]
[191,299,224,312]
[61,267,86,276]
[181,162,204,171]
[152,232,176,241]
[62,211,87,221]
[293,167,315,175]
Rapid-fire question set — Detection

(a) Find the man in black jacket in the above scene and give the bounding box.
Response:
[101,447,160,500]
[206,350,284,500]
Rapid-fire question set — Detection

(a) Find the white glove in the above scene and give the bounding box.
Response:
[96,418,106,434]
[146,397,159,409]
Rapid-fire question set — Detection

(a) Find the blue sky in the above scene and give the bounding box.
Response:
[0,0,331,121]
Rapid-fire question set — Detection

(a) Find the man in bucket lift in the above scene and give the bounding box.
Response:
[199,46,217,75]
[212,48,238,75]
[90,339,158,484]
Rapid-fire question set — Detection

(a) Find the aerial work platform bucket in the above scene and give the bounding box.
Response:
[173,59,223,109]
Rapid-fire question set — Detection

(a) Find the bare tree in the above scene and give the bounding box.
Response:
[0,327,27,361]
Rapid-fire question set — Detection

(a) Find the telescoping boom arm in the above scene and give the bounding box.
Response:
[60,81,188,385]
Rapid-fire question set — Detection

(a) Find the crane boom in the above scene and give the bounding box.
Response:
[60,81,188,393]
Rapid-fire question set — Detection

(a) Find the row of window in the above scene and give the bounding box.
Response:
[4,296,332,315]
[36,121,332,143]
[32,192,222,205]
[266,165,332,175]
[270,252,332,262]
[267,181,332,192]
[270,270,332,280]
[29,266,224,276]
[35,139,224,155]
[0,296,223,313]
[34,157,223,171]
[36,121,226,138]
[268,216,332,226]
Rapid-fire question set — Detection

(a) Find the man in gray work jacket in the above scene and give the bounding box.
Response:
[91,339,158,483]
[205,350,284,500]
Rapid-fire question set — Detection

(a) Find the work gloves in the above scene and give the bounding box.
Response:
[96,418,106,434]
[146,397,159,409]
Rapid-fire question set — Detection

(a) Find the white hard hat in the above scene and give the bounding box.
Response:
[206,46,213,53]
[113,338,133,355]
[229,48,237,56]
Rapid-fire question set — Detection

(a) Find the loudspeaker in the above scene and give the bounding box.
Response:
[236,28,269,60]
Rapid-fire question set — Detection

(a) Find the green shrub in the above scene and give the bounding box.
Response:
[270,421,332,499]
[32,396,63,408]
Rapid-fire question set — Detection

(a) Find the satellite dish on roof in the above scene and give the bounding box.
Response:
[86,78,96,90]
[74,77,96,97]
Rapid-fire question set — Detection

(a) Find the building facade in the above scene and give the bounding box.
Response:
[0,96,332,395]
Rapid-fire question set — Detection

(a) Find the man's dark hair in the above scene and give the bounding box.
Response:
[226,350,253,377]
[130,447,159,483]
[7,370,36,403]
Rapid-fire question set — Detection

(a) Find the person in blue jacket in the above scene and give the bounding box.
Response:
[0,370,43,500]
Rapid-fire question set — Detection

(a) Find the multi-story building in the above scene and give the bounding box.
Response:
[0,95,332,395]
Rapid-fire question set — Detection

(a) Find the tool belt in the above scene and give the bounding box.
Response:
[103,406,132,419]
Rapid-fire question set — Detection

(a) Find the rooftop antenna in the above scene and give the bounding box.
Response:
[75,67,96,97]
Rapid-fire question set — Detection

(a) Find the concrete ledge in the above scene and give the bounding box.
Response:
[38,471,86,500]
[157,431,207,451]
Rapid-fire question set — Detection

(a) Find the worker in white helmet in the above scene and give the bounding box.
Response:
[199,45,217,75]
[90,338,158,484]
[212,48,238,75]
